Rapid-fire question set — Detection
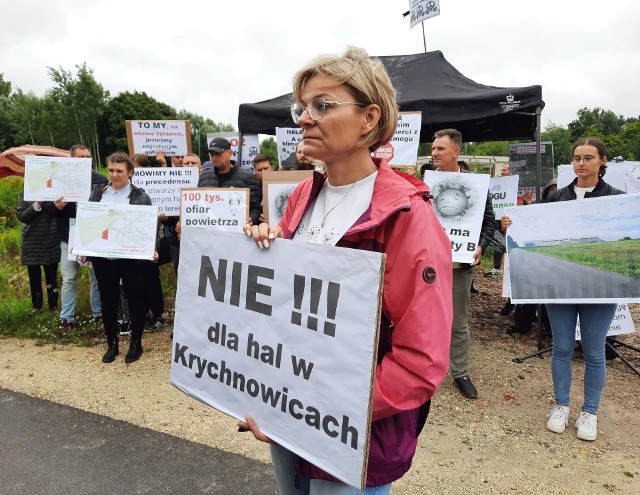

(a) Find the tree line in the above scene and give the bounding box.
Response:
[2,65,638,168]
[0,64,234,165]
[460,108,640,166]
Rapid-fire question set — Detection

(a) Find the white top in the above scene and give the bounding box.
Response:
[101,183,132,204]
[293,171,377,246]
[574,185,595,200]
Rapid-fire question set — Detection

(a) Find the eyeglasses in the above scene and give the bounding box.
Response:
[572,155,598,163]
[290,97,367,124]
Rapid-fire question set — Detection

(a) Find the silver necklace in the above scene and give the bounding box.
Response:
[320,165,375,228]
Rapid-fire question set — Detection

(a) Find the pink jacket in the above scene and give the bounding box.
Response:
[279,159,452,486]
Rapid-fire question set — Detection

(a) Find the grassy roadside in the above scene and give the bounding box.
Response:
[528,239,640,278]
[0,257,177,345]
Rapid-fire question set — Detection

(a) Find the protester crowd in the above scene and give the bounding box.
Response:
[15,46,626,494]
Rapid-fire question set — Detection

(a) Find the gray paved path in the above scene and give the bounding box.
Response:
[0,387,276,495]
[510,248,640,300]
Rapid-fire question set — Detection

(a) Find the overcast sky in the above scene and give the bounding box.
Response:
[2,0,639,137]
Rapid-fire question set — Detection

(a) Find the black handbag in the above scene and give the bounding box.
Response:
[156,234,172,265]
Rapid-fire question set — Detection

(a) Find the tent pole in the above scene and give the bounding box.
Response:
[422,22,427,52]
[238,131,244,170]
[535,106,542,204]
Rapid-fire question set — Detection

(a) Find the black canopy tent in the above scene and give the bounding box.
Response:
[237,50,545,201]
[237,50,544,142]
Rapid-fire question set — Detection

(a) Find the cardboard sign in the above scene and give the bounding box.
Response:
[170,229,385,489]
[131,167,199,216]
[23,156,92,202]
[275,127,303,170]
[180,188,248,232]
[72,201,158,260]
[261,170,314,225]
[126,120,192,156]
[423,171,491,263]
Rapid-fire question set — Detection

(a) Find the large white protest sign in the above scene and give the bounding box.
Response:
[409,0,441,28]
[262,170,314,225]
[275,127,303,170]
[180,188,248,232]
[207,132,260,173]
[372,112,422,168]
[489,175,519,219]
[505,194,640,303]
[126,120,191,156]
[170,230,385,490]
[558,162,640,193]
[72,201,158,260]
[131,167,199,216]
[423,171,491,263]
[23,156,92,202]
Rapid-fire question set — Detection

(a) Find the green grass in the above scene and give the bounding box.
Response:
[526,240,640,278]
[0,253,177,344]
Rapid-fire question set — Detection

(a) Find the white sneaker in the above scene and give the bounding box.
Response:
[484,268,501,277]
[575,411,598,441]
[547,405,570,433]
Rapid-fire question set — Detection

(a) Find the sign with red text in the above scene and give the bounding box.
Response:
[372,112,421,167]
[131,167,199,216]
[207,132,260,173]
[126,120,192,156]
[170,230,385,490]
[180,188,248,232]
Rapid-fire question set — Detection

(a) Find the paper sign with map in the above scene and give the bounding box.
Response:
[24,156,92,202]
[72,202,159,260]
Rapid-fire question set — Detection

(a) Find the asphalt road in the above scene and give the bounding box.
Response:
[510,248,640,300]
[0,388,276,495]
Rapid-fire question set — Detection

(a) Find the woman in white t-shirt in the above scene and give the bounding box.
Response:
[242,47,453,494]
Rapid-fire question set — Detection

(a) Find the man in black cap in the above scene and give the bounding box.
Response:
[198,137,261,224]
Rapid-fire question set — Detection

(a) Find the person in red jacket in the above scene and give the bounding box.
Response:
[242,46,452,494]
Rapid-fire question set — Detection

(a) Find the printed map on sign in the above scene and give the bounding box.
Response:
[72,201,158,259]
[24,156,92,202]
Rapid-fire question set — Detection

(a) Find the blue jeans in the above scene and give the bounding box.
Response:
[60,242,102,322]
[546,303,616,415]
[270,444,391,495]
